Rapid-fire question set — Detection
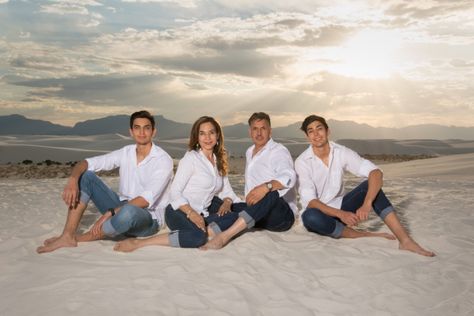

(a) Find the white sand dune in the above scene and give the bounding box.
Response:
[0,155,473,315]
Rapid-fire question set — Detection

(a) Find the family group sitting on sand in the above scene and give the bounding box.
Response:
[37,110,435,257]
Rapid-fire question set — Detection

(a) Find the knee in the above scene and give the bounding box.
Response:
[79,170,96,186]
[302,209,332,236]
[185,230,207,248]
[116,204,141,224]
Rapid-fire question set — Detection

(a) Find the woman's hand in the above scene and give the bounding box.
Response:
[217,198,232,216]
[188,211,206,231]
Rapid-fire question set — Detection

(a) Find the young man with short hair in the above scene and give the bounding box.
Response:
[295,114,434,257]
[37,110,173,253]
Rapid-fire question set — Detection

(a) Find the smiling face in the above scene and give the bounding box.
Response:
[249,119,271,149]
[305,120,330,149]
[198,121,218,152]
[129,117,156,146]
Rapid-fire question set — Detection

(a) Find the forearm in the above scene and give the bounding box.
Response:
[126,196,150,209]
[307,199,343,218]
[267,180,284,191]
[178,204,195,217]
[364,169,383,205]
[69,160,88,182]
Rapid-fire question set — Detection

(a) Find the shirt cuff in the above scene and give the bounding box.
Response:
[274,175,292,188]
[170,197,189,211]
[139,191,154,208]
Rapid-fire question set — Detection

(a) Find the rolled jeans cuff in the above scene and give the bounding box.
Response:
[102,219,119,237]
[239,211,255,229]
[208,222,222,235]
[331,221,345,239]
[79,190,90,205]
[169,231,180,248]
[379,205,394,220]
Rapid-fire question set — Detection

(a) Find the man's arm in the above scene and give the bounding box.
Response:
[307,198,359,227]
[246,146,296,205]
[355,169,383,221]
[245,180,284,205]
[62,160,88,208]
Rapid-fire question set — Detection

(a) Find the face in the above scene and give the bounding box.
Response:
[306,120,330,149]
[198,122,218,152]
[129,117,156,145]
[249,119,271,148]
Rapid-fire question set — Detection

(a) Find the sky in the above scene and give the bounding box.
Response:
[0,0,473,128]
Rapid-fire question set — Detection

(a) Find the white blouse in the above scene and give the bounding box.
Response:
[170,150,241,217]
[295,141,378,213]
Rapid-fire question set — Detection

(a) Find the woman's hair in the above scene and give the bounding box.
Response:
[188,116,228,176]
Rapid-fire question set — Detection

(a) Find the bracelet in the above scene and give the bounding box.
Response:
[108,208,115,216]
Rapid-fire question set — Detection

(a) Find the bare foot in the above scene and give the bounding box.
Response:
[114,239,140,253]
[200,233,229,250]
[43,235,60,246]
[37,235,77,254]
[399,238,435,257]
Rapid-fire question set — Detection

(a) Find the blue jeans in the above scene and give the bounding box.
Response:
[78,171,159,238]
[232,191,295,232]
[302,180,394,238]
[165,197,239,248]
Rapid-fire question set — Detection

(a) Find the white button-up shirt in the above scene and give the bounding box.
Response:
[295,141,378,213]
[245,138,297,215]
[86,143,173,226]
[170,150,241,217]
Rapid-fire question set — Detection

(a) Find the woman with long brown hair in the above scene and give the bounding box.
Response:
[114,116,241,251]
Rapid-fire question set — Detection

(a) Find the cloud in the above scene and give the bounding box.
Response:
[450,59,474,68]
[121,0,198,8]
[39,0,103,27]
[2,1,474,129]
[385,1,473,19]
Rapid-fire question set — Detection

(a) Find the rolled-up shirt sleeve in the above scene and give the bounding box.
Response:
[272,147,297,197]
[86,149,122,172]
[137,155,173,208]
[342,147,378,178]
[170,154,193,210]
[218,176,243,203]
[295,158,318,210]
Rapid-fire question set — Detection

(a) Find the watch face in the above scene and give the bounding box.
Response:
[266,182,272,189]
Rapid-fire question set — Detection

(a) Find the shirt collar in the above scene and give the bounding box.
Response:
[304,141,335,160]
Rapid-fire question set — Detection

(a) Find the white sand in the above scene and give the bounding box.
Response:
[1,154,473,315]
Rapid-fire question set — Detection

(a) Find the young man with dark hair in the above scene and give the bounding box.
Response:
[37,110,173,253]
[295,114,435,256]
[202,112,296,250]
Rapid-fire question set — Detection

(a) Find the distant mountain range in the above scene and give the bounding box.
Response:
[1,114,473,140]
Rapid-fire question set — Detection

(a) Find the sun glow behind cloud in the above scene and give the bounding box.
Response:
[328,29,403,79]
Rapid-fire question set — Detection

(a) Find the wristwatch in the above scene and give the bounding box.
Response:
[108,208,116,216]
[265,181,273,191]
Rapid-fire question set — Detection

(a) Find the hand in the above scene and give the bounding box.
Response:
[356,203,372,222]
[188,211,206,231]
[245,184,269,206]
[217,199,232,217]
[338,211,359,227]
[91,212,112,238]
[62,179,79,209]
